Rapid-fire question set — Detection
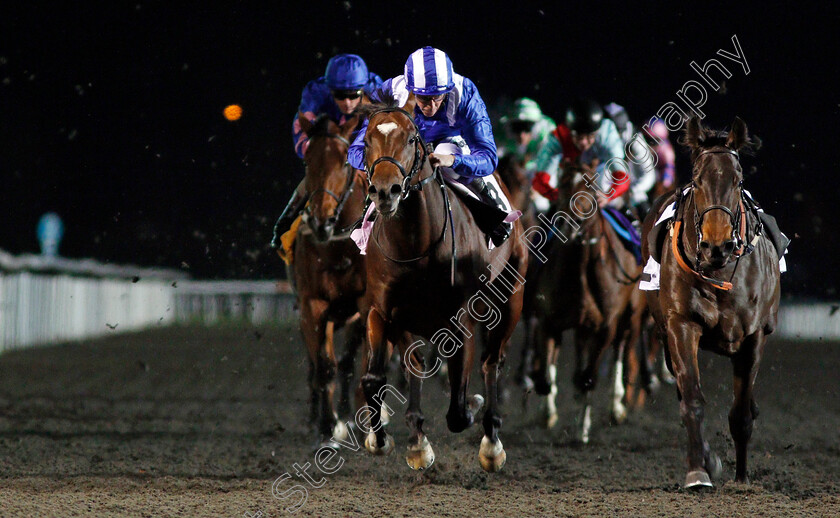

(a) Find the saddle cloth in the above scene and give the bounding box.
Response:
[601,207,642,265]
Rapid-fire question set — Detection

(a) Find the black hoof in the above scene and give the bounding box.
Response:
[446,410,473,433]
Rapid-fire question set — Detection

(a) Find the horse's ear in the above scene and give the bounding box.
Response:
[682,116,706,150]
[297,111,313,135]
[339,115,359,139]
[403,94,417,120]
[726,117,748,151]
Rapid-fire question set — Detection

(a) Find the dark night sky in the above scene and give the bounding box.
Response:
[1,2,838,297]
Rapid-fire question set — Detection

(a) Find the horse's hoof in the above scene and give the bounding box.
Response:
[332,420,349,443]
[647,374,662,394]
[365,432,394,456]
[685,470,714,489]
[317,437,341,451]
[468,394,485,415]
[405,436,435,470]
[521,375,535,392]
[578,405,592,444]
[544,411,558,429]
[478,436,506,473]
[610,403,628,425]
[706,453,723,481]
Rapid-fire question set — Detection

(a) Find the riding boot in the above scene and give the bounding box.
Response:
[271,191,307,250]
[471,177,512,246]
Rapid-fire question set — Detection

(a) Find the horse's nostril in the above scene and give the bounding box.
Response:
[699,241,711,250]
[723,240,736,252]
[390,184,401,195]
[368,185,377,195]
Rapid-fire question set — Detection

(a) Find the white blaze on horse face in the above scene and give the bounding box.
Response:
[376,122,399,136]
[573,172,584,186]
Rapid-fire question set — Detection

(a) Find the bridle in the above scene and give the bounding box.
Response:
[303,132,363,236]
[690,148,745,261]
[672,147,748,290]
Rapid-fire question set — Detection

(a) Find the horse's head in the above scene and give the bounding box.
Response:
[361,104,425,217]
[682,116,759,269]
[552,161,600,242]
[298,112,359,242]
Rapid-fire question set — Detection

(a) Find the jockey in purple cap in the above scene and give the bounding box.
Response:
[271,54,382,251]
[348,46,511,244]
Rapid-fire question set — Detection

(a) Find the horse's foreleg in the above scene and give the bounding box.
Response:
[446,324,481,434]
[300,299,340,448]
[730,331,765,483]
[479,288,521,473]
[400,334,434,470]
[667,316,719,488]
[337,316,363,420]
[574,322,616,443]
[532,322,559,429]
[516,313,537,395]
[361,308,394,456]
[610,336,628,425]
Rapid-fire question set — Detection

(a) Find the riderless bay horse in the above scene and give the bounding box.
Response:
[292,113,369,449]
[359,103,528,472]
[526,162,646,440]
[642,116,780,488]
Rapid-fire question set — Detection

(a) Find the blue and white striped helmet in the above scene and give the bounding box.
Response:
[404,47,455,96]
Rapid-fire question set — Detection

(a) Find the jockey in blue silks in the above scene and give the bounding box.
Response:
[347,46,512,245]
[272,54,382,250]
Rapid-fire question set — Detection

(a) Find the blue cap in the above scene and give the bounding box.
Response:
[404,47,455,95]
[324,54,369,90]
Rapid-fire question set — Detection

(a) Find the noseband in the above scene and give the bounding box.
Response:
[365,107,435,199]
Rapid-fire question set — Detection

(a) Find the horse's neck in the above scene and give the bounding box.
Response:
[679,193,700,261]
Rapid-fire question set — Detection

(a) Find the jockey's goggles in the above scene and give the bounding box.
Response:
[332,89,363,100]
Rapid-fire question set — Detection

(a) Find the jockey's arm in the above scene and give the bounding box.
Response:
[627,134,657,203]
[347,117,368,171]
[451,85,498,180]
[595,120,631,202]
[292,81,324,158]
[531,132,563,201]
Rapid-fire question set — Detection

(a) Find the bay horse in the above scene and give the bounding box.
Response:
[292,113,369,449]
[359,103,528,472]
[496,154,535,230]
[642,116,779,488]
[527,162,646,440]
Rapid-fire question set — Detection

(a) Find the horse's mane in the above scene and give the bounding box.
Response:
[354,99,405,119]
